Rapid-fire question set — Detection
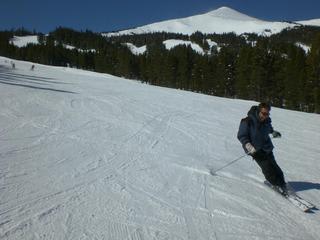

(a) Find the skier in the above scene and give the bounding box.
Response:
[11,61,15,69]
[237,103,287,194]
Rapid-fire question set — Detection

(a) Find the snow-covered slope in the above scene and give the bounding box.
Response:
[297,19,320,27]
[105,6,299,36]
[124,39,219,56]
[10,35,39,47]
[295,42,311,53]
[0,56,320,240]
[10,36,96,53]
[123,43,147,55]
[163,39,205,54]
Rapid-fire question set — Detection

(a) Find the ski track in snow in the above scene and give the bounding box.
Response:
[0,57,320,240]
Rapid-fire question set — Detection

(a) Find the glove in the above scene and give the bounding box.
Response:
[272,130,281,138]
[245,142,256,155]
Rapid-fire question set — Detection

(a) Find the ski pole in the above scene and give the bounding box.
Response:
[210,154,247,175]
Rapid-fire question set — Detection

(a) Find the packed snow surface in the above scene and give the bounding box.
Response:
[0,56,320,240]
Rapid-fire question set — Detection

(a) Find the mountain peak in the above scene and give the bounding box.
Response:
[205,6,259,21]
[106,6,298,37]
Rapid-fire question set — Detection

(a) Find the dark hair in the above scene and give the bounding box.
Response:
[258,102,271,111]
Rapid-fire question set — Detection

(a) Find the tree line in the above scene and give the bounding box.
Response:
[0,26,319,113]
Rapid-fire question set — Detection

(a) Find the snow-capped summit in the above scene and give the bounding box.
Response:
[105,6,298,37]
[205,6,260,21]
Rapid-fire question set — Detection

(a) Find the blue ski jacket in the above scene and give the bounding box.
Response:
[237,106,274,154]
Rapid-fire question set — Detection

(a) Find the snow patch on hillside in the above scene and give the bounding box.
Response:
[206,39,221,52]
[62,44,96,53]
[124,43,147,55]
[124,40,210,55]
[295,42,311,53]
[163,39,205,54]
[10,35,39,47]
[10,36,96,53]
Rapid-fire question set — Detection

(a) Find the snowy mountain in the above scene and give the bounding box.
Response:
[105,6,301,36]
[297,18,320,27]
[1,56,319,239]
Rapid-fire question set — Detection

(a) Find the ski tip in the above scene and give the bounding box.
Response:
[305,206,318,213]
[303,208,313,213]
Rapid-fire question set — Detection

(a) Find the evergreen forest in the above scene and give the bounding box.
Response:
[0,26,320,113]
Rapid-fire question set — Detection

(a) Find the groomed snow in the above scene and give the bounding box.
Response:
[0,56,319,240]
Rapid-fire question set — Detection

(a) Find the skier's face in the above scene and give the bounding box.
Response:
[259,108,270,122]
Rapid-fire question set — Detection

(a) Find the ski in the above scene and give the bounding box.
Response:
[286,194,313,212]
[285,186,316,209]
[264,181,315,212]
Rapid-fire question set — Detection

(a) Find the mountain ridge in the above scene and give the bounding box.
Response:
[105,6,319,36]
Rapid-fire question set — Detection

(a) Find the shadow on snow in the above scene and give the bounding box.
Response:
[289,181,320,192]
[0,66,77,94]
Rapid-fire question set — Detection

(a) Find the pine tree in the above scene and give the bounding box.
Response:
[250,39,270,101]
[283,44,307,110]
[215,47,236,97]
[306,33,320,113]
[235,46,254,99]
[163,52,178,88]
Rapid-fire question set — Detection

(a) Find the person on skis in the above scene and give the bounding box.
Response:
[237,102,287,194]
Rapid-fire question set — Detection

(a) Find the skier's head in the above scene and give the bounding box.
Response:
[258,102,271,122]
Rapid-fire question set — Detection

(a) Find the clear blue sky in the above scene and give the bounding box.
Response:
[1,0,319,33]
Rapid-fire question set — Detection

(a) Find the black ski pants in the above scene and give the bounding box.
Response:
[253,150,285,187]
